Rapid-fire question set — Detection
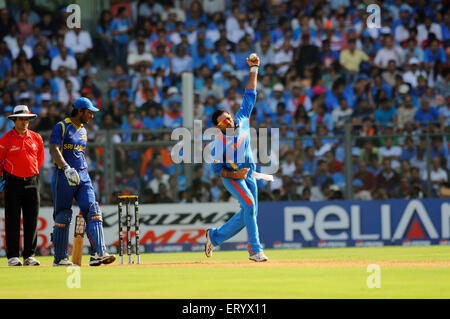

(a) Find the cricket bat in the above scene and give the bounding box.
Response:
[72,213,85,266]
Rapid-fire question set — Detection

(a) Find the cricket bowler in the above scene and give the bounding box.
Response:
[49,97,115,266]
[205,53,269,262]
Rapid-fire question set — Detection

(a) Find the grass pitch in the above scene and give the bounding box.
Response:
[1,246,449,299]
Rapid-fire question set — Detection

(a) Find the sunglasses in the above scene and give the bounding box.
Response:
[217,115,232,127]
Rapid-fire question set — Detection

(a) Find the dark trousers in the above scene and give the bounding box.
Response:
[4,175,40,259]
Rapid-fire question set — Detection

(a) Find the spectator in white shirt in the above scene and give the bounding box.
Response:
[127,41,153,75]
[64,27,93,65]
[379,137,402,169]
[273,39,294,76]
[281,151,296,177]
[171,44,192,76]
[332,97,353,133]
[402,57,427,88]
[255,36,275,70]
[424,157,448,195]
[374,35,402,69]
[394,8,412,44]
[51,46,77,75]
[11,36,33,60]
[417,15,443,47]
[227,13,254,44]
[54,66,80,97]
[225,6,240,43]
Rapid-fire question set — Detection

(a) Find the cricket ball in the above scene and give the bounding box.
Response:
[249,53,258,61]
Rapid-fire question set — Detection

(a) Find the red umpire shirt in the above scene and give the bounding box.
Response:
[0,124,44,178]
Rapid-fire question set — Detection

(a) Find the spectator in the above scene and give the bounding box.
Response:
[382,60,402,88]
[339,37,369,81]
[353,179,372,200]
[11,36,33,60]
[11,51,33,78]
[310,103,333,133]
[409,166,427,197]
[375,98,397,129]
[97,10,114,66]
[353,159,377,192]
[294,33,320,77]
[417,15,443,47]
[425,157,449,196]
[64,27,93,66]
[127,41,153,75]
[414,97,440,130]
[110,6,133,72]
[120,166,141,195]
[273,39,294,76]
[397,95,417,130]
[400,136,417,161]
[147,167,170,194]
[51,46,77,75]
[171,44,193,79]
[281,151,296,177]
[401,37,424,64]
[17,11,33,39]
[163,97,183,129]
[331,96,353,133]
[30,43,51,76]
[379,136,402,169]
[374,35,402,69]
[142,105,164,131]
[423,38,447,67]
[377,158,401,196]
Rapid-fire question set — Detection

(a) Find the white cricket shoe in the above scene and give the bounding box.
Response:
[249,251,269,262]
[24,256,40,266]
[89,252,116,266]
[8,257,23,266]
[205,229,215,258]
[53,258,73,266]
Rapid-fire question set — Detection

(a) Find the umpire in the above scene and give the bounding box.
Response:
[0,105,44,266]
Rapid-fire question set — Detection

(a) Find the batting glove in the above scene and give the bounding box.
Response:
[63,164,80,186]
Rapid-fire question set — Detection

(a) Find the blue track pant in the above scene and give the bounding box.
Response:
[208,175,262,255]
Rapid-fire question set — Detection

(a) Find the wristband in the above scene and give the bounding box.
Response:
[250,66,259,73]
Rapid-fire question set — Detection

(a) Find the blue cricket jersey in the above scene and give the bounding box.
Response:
[212,89,257,176]
[50,118,88,170]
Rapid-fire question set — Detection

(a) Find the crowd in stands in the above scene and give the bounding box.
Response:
[0,0,449,205]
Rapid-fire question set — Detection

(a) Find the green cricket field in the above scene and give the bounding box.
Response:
[1,246,449,299]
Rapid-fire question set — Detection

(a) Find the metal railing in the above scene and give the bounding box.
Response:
[36,121,449,204]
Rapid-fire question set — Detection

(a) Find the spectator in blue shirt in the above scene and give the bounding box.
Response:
[151,44,171,76]
[310,103,334,133]
[270,102,293,126]
[414,97,440,129]
[375,98,397,128]
[142,105,164,130]
[110,6,133,72]
[423,39,447,66]
[192,44,214,71]
[97,10,114,66]
[400,136,417,161]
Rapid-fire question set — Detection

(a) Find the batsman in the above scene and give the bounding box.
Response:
[49,97,115,266]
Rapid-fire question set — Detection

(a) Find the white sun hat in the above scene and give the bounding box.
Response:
[8,105,38,119]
